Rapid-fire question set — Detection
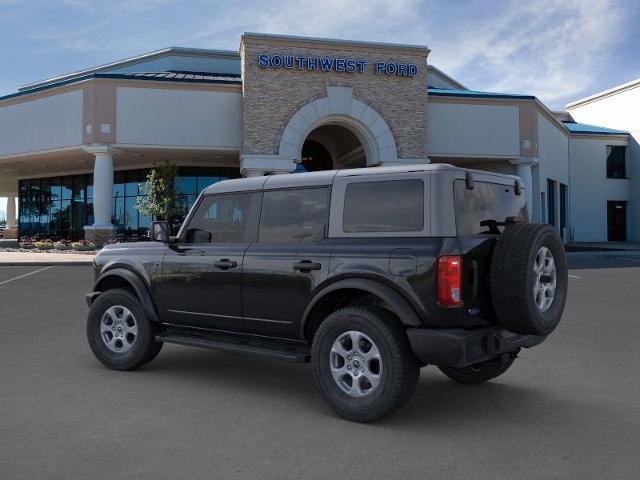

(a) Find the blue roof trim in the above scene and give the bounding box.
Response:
[427,87,536,100]
[0,72,242,102]
[562,121,628,135]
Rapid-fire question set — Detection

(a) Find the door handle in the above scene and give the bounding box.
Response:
[293,260,322,272]
[214,259,238,270]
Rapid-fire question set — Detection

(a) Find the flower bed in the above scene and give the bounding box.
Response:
[0,236,106,254]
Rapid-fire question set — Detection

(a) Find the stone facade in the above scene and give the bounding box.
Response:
[240,34,429,162]
[84,227,117,247]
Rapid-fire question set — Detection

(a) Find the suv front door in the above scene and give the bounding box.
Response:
[160,192,261,331]
[242,187,333,339]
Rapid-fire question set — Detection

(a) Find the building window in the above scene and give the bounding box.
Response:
[559,183,567,230]
[547,179,556,228]
[606,146,626,179]
[18,166,239,241]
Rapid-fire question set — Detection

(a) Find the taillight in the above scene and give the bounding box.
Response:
[437,256,462,306]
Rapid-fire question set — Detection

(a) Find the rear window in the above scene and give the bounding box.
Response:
[343,179,424,233]
[454,179,527,235]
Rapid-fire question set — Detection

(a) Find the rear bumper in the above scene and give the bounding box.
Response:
[406,326,546,368]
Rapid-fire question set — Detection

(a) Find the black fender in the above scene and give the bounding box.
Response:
[300,278,422,338]
[89,267,160,323]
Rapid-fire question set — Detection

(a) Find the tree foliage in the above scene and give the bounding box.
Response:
[135,160,178,220]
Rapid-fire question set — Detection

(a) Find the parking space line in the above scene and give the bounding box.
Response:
[568,274,581,278]
[0,266,52,286]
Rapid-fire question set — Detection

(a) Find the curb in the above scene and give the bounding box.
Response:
[566,251,640,258]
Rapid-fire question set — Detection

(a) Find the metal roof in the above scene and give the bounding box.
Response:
[428,87,536,100]
[115,71,241,82]
[0,71,241,103]
[19,47,240,92]
[562,121,628,135]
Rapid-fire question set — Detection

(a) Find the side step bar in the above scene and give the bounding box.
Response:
[156,328,311,363]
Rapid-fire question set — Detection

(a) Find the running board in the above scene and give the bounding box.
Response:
[156,328,310,363]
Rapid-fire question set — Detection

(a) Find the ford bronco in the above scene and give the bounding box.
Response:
[86,164,567,422]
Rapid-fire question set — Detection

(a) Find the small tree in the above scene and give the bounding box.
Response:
[136,160,178,221]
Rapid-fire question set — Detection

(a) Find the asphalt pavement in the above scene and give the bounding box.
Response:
[1,258,639,480]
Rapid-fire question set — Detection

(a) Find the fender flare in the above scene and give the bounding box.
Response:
[300,278,422,338]
[91,268,160,323]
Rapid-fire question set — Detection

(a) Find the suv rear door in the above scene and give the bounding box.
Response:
[242,186,333,339]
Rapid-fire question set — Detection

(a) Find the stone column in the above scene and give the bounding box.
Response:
[243,169,266,178]
[84,145,118,245]
[2,196,18,240]
[240,154,295,177]
[6,196,16,228]
[510,158,538,221]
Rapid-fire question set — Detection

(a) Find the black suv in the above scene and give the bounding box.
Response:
[86,164,567,422]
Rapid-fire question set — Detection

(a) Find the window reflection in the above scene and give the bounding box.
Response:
[18,167,239,241]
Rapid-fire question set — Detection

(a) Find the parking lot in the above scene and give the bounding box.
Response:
[1,257,640,480]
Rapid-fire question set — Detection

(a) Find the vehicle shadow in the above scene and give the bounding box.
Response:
[138,345,600,431]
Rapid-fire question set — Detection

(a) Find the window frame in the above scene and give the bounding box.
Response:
[329,173,430,238]
[176,191,261,245]
[257,186,331,244]
[606,145,627,179]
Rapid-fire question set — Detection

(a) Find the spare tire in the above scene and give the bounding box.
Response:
[490,223,567,335]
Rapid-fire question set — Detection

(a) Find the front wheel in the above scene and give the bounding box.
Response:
[311,306,420,422]
[87,288,163,371]
[438,351,517,385]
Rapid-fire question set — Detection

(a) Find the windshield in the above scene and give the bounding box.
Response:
[454,179,527,235]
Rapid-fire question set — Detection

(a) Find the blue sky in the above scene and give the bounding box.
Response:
[1,0,639,108]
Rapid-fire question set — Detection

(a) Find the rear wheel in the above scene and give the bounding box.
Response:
[87,288,163,371]
[311,306,420,422]
[438,351,517,385]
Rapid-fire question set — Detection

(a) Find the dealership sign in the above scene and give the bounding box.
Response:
[257,53,418,77]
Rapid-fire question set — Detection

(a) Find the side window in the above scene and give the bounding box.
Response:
[183,192,260,244]
[259,188,330,243]
[343,179,424,233]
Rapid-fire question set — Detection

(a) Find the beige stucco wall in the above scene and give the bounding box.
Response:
[240,35,429,160]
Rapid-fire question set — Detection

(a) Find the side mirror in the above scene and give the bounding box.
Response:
[151,221,170,243]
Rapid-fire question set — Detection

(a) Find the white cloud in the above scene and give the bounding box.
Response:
[181,0,632,107]
[425,0,630,107]
[5,0,634,109]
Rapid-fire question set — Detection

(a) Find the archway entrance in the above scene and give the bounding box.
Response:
[299,124,367,172]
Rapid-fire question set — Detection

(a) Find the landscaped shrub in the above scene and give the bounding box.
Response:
[70,240,96,251]
[53,239,72,250]
[32,239,54,250]
[13,236,98,252]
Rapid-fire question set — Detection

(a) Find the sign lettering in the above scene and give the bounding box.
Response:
[257,54,417,77]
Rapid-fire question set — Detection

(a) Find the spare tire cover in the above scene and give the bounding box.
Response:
[490,223,568,335]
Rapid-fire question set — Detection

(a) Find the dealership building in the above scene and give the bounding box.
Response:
[0,33,636,243]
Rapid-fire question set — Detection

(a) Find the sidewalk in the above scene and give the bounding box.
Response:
[566,242,640,258]
[0,251,95,266]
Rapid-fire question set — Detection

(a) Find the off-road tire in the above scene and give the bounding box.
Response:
[87,288,163,371]
[311,306,420,422]
[490,223,568,335]
[439,351,517,385]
